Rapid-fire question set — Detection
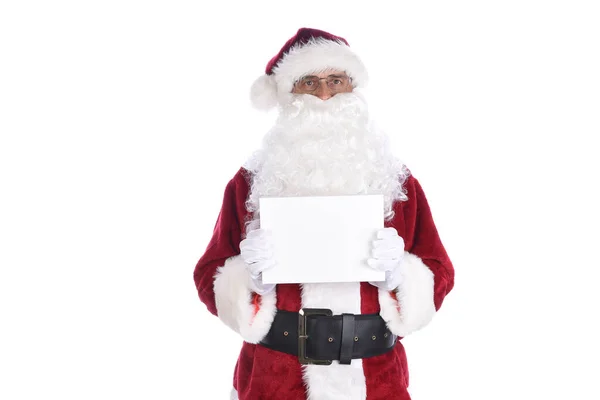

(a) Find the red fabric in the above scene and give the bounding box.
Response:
[390,177,455,310]
[193,167,454,399]
[251,293,261,321]
[193,168,250,316]
[265,27,350,75]
[360,283,411,399]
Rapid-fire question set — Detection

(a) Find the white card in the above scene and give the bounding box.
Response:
[259,194,385,284]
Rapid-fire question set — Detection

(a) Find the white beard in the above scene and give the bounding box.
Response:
[244,91,409,232]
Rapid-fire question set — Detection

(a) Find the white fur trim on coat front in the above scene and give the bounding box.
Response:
[301,282,367,400]
[213,255,277,344]
[378,252,436,337]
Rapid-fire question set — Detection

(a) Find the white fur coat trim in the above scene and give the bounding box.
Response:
[378,252,436,337]
[301,282,367,400]
[213,255,277,344]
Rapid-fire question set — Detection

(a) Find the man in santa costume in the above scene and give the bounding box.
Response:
[193,27,455,400]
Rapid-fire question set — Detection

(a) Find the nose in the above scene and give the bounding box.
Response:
[314,83,333,100]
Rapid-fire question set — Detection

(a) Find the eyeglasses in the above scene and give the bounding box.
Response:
[293,74,353,94]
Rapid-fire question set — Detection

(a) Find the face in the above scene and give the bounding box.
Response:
[291,69,353,100]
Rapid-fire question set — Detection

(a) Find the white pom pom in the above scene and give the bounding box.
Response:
[250,74,278,111]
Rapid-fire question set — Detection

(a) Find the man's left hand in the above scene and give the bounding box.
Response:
[367,227,405,291]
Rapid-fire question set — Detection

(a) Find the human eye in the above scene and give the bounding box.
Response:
[302,77,317,87]
[329,75,347,86]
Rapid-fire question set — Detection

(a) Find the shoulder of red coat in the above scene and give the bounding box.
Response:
[402,168,418,191]
[227,167,252,194]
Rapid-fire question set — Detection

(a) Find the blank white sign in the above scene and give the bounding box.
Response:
[259,194,385,284]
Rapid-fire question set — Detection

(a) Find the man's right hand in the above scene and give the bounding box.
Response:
[239,229,276,294]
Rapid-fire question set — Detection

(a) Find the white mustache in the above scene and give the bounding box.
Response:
[278,91,369,121]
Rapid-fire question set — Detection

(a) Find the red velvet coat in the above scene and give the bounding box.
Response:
[194,167,454,400]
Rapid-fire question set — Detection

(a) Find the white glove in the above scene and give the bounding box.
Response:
[368,227,405,291]
[239,229,276,295]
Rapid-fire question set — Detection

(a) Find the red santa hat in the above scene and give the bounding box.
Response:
[250,27,369,110]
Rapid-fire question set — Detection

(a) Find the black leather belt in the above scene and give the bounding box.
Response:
[259,308,397,365]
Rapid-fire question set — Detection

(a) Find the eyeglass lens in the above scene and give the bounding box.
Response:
[295,75,350,93]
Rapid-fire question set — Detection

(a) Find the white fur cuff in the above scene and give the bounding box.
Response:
[213,255,277,343]
[378,252,436,337]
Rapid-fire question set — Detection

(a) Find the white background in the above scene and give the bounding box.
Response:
[1,1,599,399]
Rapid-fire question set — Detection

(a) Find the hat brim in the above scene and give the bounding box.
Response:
[250,38,368,110]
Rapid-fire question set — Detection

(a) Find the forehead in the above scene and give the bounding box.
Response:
[302,68,346,78]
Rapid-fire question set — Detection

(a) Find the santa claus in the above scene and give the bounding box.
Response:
[193,28,454,400]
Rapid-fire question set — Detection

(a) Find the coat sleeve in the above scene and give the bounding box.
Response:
[193,168,277,343]
[378,175,455,337]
